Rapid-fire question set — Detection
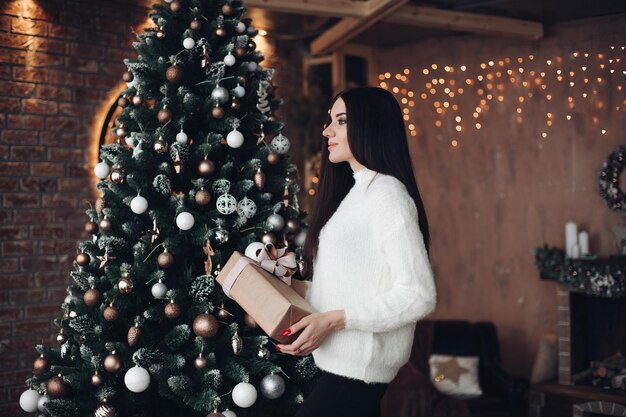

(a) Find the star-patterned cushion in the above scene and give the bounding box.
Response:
[429,354,483,399]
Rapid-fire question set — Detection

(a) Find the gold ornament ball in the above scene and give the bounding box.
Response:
[234,47,247,59]
[211,106,224,119]
[99,217,112,231]
[47,375,68,398]
[221,3,233,15]
[117,96,129,108]
[267,153,279,165]
[104,353,122,373]
[117,276,134,295]
[110,168,126,185]
[132,94,143,106]
[192,313,219,338]
[153,138,169,154]
[166,65,183,84]
[85,221,98,234]
[84,288,102,307]
[103,305,119,322]
[91,372,103,387]
[215,26,226,37]
[164,302,181,319]
[157,250,174,268]
[198,159,216,176]
[76,252,90,266]
[128,325,141,347]
[33,355,51,375]
[158,108,172,124]
[170,1,181,12]
[95,401,117,417]
[122,71,133,82]
[194,355,207,369]
[190,18,202,31]
[244,314,258,329]
[195,189,211,206]
[262,233,276,245]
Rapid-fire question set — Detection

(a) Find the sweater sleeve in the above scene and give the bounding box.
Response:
[343,180,437,333]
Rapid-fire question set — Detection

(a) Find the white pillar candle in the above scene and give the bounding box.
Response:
[565,222,578,257]
[570,243,581,259]
[578,231,589,255]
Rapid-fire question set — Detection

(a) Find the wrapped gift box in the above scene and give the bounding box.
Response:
[216,251,316,344]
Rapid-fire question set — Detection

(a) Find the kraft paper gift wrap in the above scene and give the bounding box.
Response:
[216,251,316,344]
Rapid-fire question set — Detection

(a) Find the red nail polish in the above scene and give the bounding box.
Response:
[275,345,281,350]
[281,329,291,336]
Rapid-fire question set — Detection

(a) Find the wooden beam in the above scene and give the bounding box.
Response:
[244,0,369,18]
[310,0,408,56]
[385,5,543,40]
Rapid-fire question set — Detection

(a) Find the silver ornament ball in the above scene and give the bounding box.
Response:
[211,86,230,103]
[214,228,230,245]
[260,374,286,399]
[266,214,285,231]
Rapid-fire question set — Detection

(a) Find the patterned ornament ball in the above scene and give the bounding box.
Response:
[237,197,257,219]
[222,410,237,417]
[193,313,219,338]
[47,375,68,398]
[232,332,243,355]
[267,152,279,165]
[232,382,257,408]
[151,280,168,298]
[85,221,98,234]
[176,211,195,230]
[128,325,141,347]
[198,159,216,176]
[110,167,126,185]
[164,301,181,319]
[157,250,174,268]
[33,355,51,375]
[270,133,291,154]
[104,353,122,373]
[94,401,116,417]
[19,389,40,412]
[76,252,90,266]
[216,193,237,215]
[166,65,183,83]
[94,162,110,179]
[260,374,286,399]
[195,189,211,206]
[214,227,230,245]
[226,129,244,148]
[84,288,102,307]
[124,366,150,393]
[266,214,285,231]
[104,305,119,322]
[158,108,172,124]
[130,195,148,214]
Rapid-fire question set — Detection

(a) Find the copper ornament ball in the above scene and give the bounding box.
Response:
[117,96,129,108]
[247,40,256,51]
[207,413,226,417]
[166,65,183,84]
[194,355,207,369]
[33,355,51,375]
[91,372,103,387]
[170,1,181,12]
[261,233,276,245]
[99,217,112,232]
[164,302,181,319]
[85,221,98,234]
[234,47,247,59]
[76,252,90,266]
[217,306,230,320]
[198,159,215,176]
[267,152,279,165]
[104,353,122,373]
[132,94,143,106]
[95,401,116,417]
[211,106,224,119]
[190,18,202,31]
[122,71,133,82]
[244,314,258,329]
[195,189,211,206]
[103,305,119,322]
[158,108,172,124]
[157,250,174,268]
[47,376,68,398]
[286,219,301,234]
[221,3,233,15]
[215,26,226,37]
[84,288,102,307]
[110,168,126,185]
[192,313,219,338]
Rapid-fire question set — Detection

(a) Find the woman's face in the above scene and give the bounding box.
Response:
[322,97,354,165]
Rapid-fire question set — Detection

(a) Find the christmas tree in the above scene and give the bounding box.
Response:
[18,1,316,416]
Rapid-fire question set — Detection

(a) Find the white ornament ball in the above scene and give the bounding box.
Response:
[183,37,196,49]
[176,130,188,144]
[222,410,237,417]
[224,53,236,67]
[247,61,258,72]
[151,281,168,298]
[294,230,307,247]
[233,84,246,98]
[266,214,285,231]
[94,162,110,179]
[232,382,257,408]
[176,211,195,230]
[124,366,151,393]
[37,394,49,412]
[164,0,173,3]
[237,197,257,219]
[211,86,230,103]
[19,389,40,413]
[260,374,286,399]
[270,133,291,154]
[130,195,148,214]
[236,22,246,33]
[216,193,237,215]
[226,129,244,148]
[245,242,266,260]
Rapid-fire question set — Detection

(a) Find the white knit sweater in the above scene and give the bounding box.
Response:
[306,167,437,384]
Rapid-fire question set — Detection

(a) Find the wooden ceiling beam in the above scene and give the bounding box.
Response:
[243,0,370,18]
[310,0,408,56]
[385,5,543,40]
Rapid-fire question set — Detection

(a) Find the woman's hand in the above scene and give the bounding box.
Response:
[276,310,345,356]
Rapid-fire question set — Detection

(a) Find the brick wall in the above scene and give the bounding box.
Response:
[0,0,151,413]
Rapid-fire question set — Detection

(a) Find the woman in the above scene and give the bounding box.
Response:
[277,87,437,417]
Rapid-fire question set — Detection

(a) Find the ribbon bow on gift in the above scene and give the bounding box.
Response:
[249,243,297,285]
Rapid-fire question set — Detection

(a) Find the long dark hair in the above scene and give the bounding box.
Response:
[302,87,430,278]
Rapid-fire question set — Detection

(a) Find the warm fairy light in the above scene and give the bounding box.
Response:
[475,123,481,129]
[566,115,572,120]
[473,112,479,118]
[517,57,523,63]
[529,55,535,60]
[436,108,443,114]
[378,74,385,81]
[546,94,552,100]
[420,93,428,99]
[423,69,429,75]
[547,120,553,126]
[380,82,387,88]
[404,68,410,75]
[497,96,504,102]
[435,120,442,127]
[455,116,462,122]
[480,63,487,69]
[385,72,391,78]
[429,88,436,94]
[460,65,467,71]
[408,91,414,97]
[546,60,552,65]
[311,176,319,184]
[431,64,438,70]
[392,87,399,93]
[401,98,408,104]
[308,189,315,196]
[410,131,417,137]
[258,29,268,36]
[455,125,462,132]
[488,61,494,66]
[403,115,409,121]
[516,108,522,113]
[541,132,548,138]
[477,75,484,81]
[452,104,459,111]
[451,140,458,147]
[602,129,607,134]
[408,124,415,130]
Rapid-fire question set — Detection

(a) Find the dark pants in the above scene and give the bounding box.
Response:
[295,371,389,417]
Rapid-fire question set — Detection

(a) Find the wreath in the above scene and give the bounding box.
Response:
[599,145,626,214]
